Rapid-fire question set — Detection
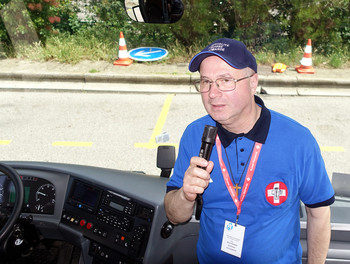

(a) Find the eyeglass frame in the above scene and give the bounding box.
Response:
[193,74,255,93]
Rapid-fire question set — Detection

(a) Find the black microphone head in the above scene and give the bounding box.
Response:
[202,125,218,144]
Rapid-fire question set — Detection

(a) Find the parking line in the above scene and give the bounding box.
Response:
[320,146,345,152]
[134,94,177,149]
[52,141,93,147]
[0,140,11,145]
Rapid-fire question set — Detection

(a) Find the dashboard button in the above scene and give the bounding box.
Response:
[86,222,93,230]
[79,219,86,227]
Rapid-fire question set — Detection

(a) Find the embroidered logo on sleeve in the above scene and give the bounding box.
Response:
[265,181,288,206]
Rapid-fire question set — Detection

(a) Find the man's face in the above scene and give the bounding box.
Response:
[199,56,257,131]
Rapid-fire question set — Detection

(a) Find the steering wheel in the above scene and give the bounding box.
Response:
[0,163,24,245]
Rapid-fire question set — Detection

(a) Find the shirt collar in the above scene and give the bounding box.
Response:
[216,96,271,148]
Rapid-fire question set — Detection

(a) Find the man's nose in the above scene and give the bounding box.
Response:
[208,81,222,97]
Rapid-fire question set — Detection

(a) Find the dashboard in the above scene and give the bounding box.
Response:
[0,161,199,264]
[1,161,349,264]
[62,179,155,263]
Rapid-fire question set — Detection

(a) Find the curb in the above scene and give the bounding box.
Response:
[0,72,192,84]
[259,76,350,89]
[1,72,350,96]
[258,76,350,96]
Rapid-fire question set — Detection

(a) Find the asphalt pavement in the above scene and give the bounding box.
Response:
[0,58,350,96]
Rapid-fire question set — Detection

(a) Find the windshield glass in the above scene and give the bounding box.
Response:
[0,0,349,178]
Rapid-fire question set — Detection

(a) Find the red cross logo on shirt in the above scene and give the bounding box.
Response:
[265,181,288,206]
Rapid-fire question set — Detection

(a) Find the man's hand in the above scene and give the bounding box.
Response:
[182,157,214,201]
[164,156,214,224]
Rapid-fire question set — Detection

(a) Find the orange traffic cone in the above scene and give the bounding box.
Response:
[113,32,133,66]
[295,39,315,74]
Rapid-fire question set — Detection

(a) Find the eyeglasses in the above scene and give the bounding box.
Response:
[194,74,255,93]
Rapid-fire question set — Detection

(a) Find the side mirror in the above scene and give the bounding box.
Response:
[124,0,184,24]
[157,145,175,178]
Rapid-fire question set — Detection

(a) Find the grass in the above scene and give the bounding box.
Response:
[254,47,350,69]
[11,33,350,68]
[15,32,117,64]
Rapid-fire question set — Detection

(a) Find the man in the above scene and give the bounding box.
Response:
[164,38,334,263]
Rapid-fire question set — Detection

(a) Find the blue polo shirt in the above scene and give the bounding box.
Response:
[166,96,334,264]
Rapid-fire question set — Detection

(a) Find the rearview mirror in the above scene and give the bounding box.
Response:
[124,0,184,24]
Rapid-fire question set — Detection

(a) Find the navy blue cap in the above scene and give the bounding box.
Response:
[189,38,257,73]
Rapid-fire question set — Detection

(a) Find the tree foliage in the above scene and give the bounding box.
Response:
[0,0,349,58]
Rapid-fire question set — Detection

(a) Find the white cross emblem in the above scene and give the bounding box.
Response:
[267,183,287,204]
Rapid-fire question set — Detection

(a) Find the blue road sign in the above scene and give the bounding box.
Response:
[128,47,168,61]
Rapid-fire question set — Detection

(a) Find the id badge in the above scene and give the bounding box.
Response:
[221,220,245,258]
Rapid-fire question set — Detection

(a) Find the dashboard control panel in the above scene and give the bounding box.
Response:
[61,179,154,264]
[0,174,56,214]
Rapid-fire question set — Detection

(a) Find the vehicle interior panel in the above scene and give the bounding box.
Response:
[0,161,199,264]
[0,161,349,264]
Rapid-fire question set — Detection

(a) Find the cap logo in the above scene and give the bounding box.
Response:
[208,42,229,52]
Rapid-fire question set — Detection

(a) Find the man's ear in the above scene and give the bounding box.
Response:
[250,73,259,95]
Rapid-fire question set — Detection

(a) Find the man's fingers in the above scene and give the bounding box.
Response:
[190,156,209,169]
[206,161,214,173]
[182,183,206,201]
[182,161,212,201]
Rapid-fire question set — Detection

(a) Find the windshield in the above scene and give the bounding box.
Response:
[0,0,349,178]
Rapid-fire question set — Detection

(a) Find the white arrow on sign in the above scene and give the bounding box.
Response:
[129,47,168,61]
[134,50,163,57]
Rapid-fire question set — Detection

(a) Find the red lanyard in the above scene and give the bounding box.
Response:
[216,135,262,225]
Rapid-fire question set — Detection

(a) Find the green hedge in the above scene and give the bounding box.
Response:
[1,0,349,60]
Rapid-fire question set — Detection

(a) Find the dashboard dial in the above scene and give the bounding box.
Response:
[35,184,55,214]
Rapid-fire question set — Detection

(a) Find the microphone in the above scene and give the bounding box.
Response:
[195,125,218,220]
